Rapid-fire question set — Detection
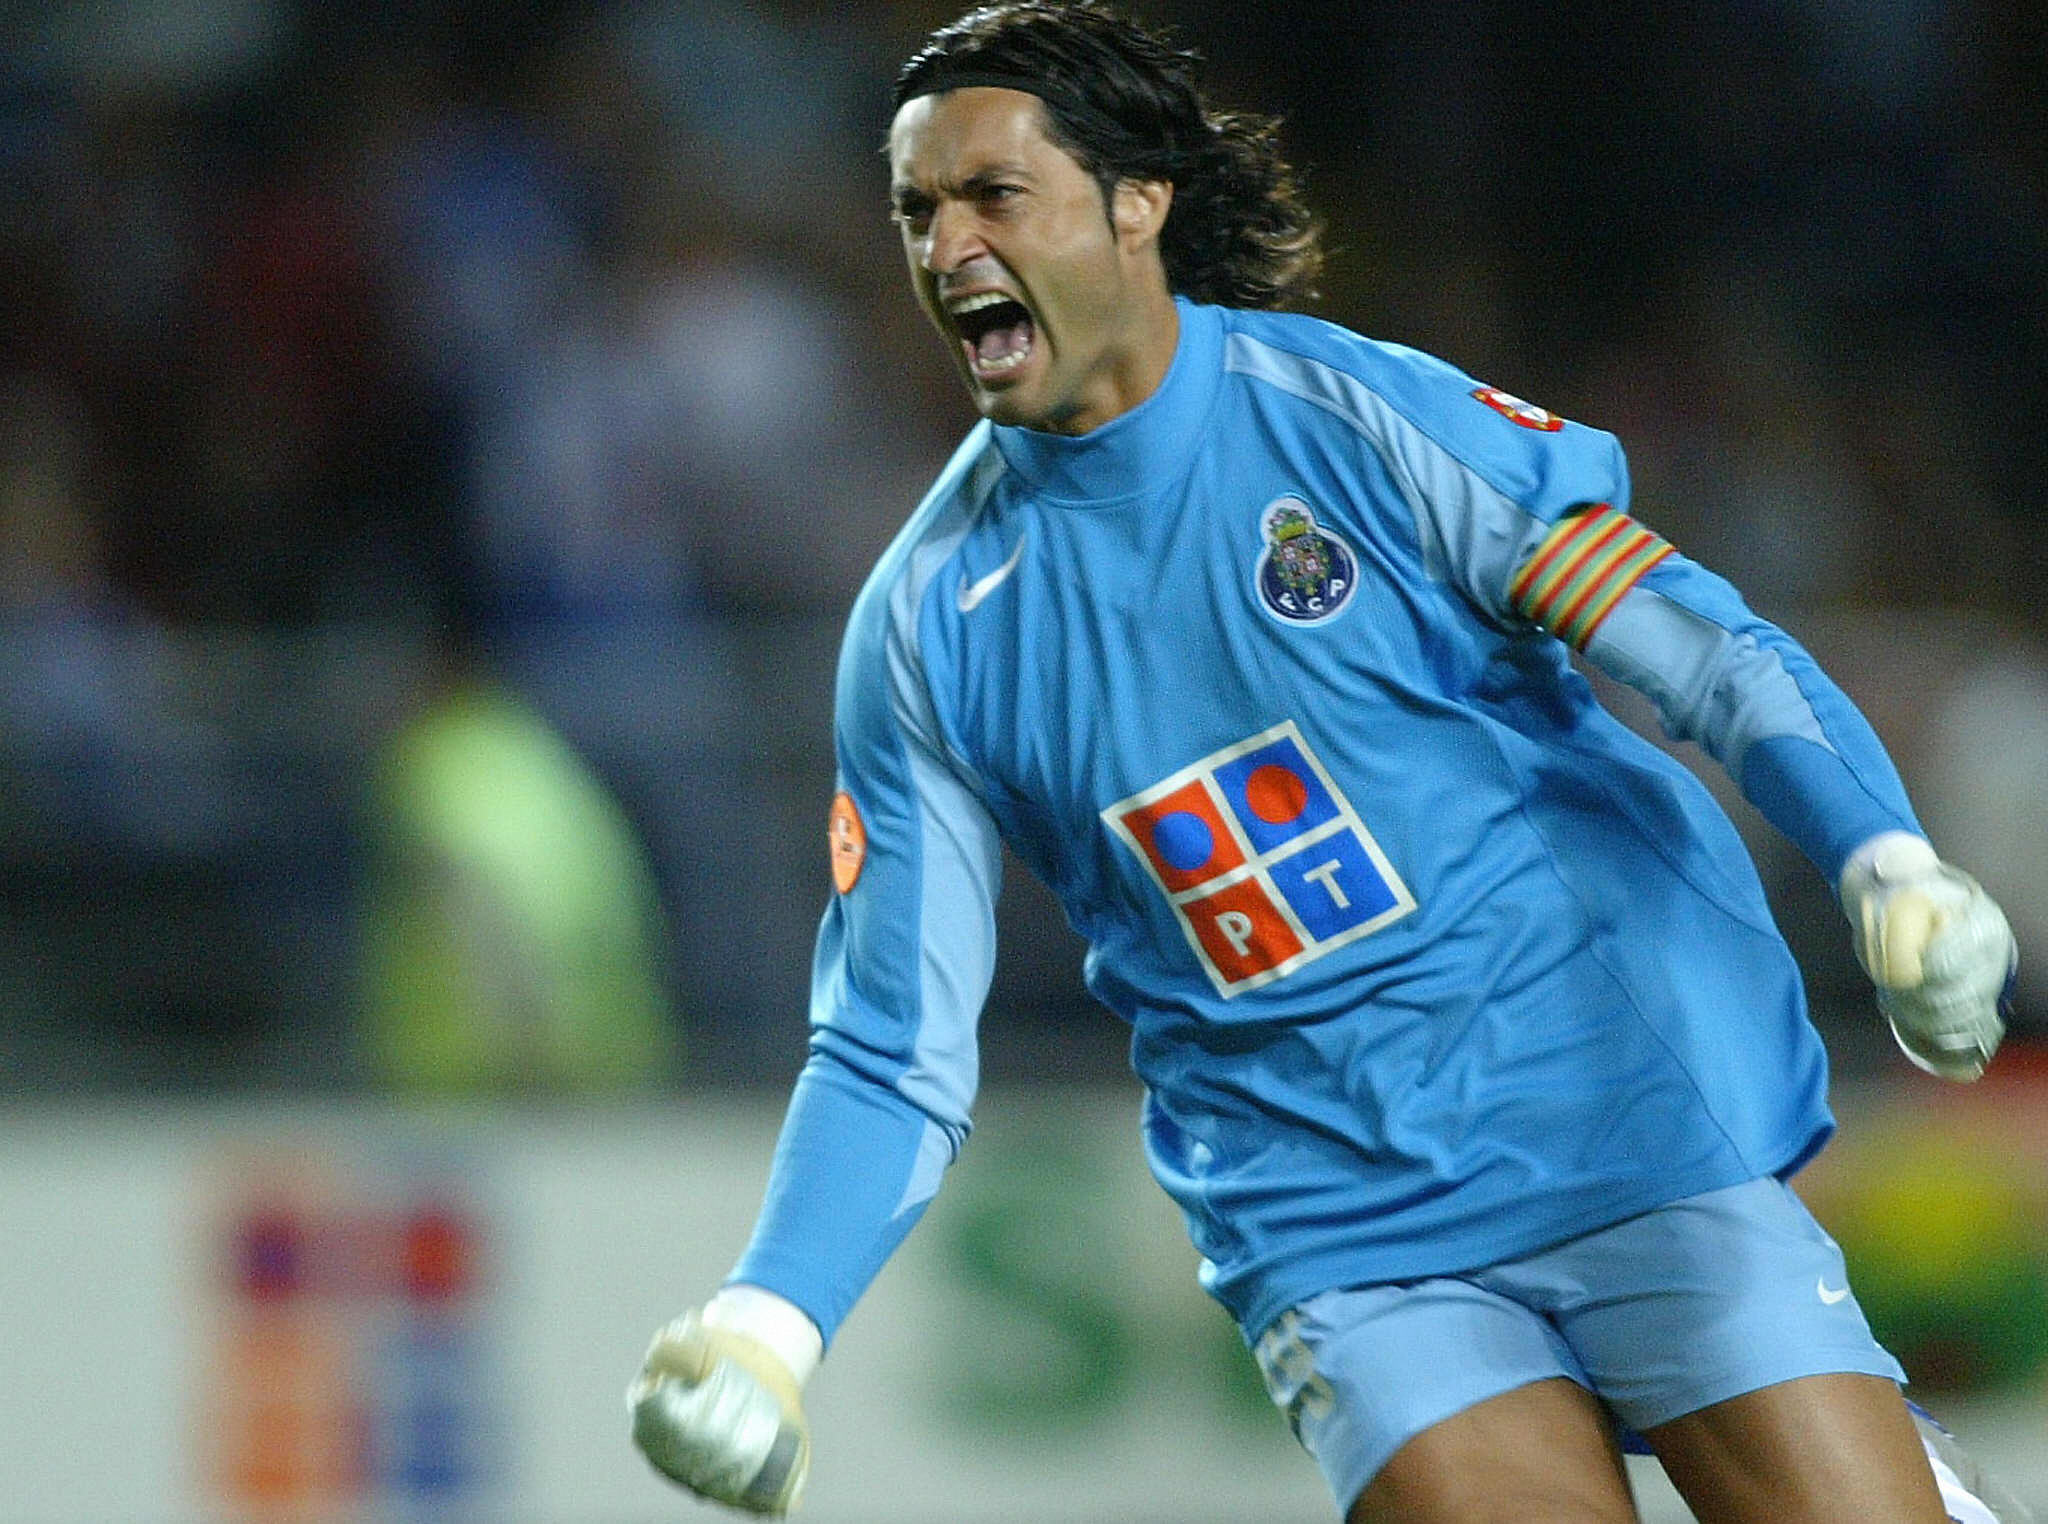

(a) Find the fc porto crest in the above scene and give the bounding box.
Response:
[1254,496,1356,626]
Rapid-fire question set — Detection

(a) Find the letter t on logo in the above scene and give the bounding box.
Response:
[1301,859,1351,909]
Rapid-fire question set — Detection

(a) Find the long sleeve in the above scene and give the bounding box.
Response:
[728,459,1005,1345]
[1346,356,1922,885]
[1573,540,1920,880]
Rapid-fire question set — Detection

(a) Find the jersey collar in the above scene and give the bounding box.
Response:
[990,297,1223,505]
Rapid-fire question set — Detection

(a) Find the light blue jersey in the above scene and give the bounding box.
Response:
[732,298,1919,1345]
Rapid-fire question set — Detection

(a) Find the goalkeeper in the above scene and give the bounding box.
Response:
[630,4,2021,1521]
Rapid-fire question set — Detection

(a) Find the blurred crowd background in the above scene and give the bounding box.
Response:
[0,0,2042,1099]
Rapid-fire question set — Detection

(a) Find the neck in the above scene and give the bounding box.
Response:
[989,297,1224,505]
[1052,283,1182,436]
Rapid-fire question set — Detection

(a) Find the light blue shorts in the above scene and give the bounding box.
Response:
[1251,1177,1907,1514]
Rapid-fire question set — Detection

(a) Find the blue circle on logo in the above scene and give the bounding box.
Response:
[1151,810,1215,872]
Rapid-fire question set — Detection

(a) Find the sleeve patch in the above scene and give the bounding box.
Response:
[828,790,867,893]
[1509,503,1676,650]
[1471,385,1565,432]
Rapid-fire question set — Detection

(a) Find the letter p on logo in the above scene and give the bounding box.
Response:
[1188,881,1305,986]
[1215,911,1256,957]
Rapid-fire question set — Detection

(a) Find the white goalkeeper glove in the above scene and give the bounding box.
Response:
[1840,832,2018,1082]
[628,1286,823,1514]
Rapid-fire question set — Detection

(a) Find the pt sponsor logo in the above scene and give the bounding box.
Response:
[1103,720,1415,995]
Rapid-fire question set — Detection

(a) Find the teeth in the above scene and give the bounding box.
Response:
[947,291,1013,316]
[976,346,1029,374]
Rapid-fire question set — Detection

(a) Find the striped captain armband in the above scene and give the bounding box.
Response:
[1507,503,1675,651]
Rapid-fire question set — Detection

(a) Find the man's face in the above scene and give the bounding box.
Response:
[887,86,1174,435]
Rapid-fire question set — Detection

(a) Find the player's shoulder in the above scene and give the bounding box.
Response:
[842,423,1006,657]
[865,424,1002,586]
[1215,305,1618,483]
[1217,305,1486,412]
[1220,305,1465,387]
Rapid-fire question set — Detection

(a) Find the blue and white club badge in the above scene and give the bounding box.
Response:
[1254,496,1357,625]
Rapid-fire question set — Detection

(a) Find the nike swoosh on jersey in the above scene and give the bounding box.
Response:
[956,532,1029,613]
[1817,1277,1851,1305]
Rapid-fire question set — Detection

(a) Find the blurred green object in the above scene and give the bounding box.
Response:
[359,681,675,1093]
[1822,1129,2048,1393]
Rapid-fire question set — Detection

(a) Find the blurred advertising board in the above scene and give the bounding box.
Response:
[0,1073,2043,1523]
[0,1094,1318,1524]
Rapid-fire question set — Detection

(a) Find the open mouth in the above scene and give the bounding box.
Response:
[949,291,1036,379]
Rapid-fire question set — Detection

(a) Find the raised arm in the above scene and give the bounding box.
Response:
[1510,502,2016,1081]
[630,532,1005,1512]
[1369,368,2017,1083]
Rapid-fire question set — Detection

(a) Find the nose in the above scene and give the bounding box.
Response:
[921,201,984,276]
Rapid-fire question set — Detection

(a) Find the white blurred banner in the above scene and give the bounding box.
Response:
[4,1088,2043,1524]
[0,1093,1331,1524]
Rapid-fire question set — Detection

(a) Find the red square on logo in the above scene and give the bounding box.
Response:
[1183,877,1303,987]
[1116,779,1245,893]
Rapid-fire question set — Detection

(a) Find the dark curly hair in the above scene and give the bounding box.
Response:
[893,2,1323,310]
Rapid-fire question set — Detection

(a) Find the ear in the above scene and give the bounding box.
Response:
[1111,177,1173,250]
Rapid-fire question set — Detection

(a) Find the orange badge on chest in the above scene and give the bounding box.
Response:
[828,791,867,893]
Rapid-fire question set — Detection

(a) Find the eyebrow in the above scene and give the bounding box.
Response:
[890,163,1037,212]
